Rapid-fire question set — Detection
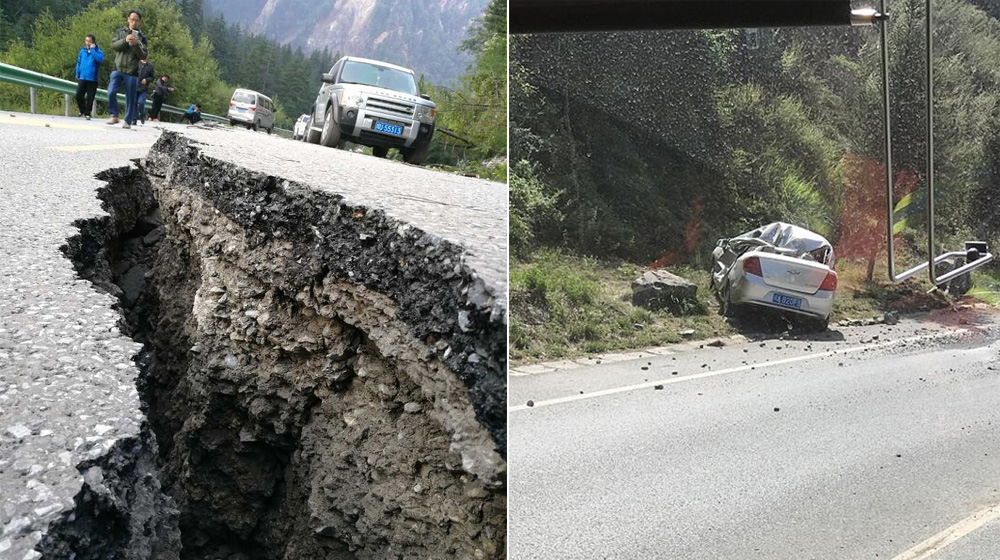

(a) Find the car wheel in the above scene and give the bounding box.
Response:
[719,279,741,319]
[320,105,341,148]
[372,146,389,158]
[252,120,259,132]
[266,125,272,135]
[806,316,829,333]
[402,141,430,165]
[306,109,321,144]
[229,119,236,126]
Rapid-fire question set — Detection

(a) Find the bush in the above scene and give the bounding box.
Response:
[510,160,562,257]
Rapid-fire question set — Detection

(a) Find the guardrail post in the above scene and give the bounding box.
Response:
[29,87,37,114]
[64,94,70,117]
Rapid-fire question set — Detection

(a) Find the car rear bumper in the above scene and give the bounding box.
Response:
[730,272,834,319]
[228,110,253,123]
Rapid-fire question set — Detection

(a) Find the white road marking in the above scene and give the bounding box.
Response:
[509,329,967,412]
[0,114,102,130]
[891,503,1000,560]
[50,143,150,152]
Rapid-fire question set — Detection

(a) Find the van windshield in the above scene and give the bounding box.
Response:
[339,61,418,95]
[232,92,256,104]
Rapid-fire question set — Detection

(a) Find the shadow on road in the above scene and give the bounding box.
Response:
[726,311,847,342]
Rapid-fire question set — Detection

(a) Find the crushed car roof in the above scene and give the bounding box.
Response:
[734,222,833,255]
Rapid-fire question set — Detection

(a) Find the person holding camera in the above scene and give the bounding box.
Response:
[74,34,104,120]
[148,74,175,122]
[106,10,148,129]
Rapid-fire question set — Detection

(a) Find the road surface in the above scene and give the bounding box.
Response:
[509,308,1000,560]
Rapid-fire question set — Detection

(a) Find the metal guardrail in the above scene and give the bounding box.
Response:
[0,62,292,134]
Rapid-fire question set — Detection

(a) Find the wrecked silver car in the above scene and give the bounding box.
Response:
[710,222,838,331]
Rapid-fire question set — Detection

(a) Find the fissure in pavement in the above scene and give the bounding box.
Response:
[47,134,506,559]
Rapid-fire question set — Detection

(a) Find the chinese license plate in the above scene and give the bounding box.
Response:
[373,121,403,136]
[237,107,246,112]
[772,293,803,309]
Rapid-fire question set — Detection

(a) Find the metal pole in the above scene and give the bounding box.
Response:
[29,87,37,114]
[879,0,993,284]
[65,94,70,117]
[881,0,897,282]
[925,0,937,285]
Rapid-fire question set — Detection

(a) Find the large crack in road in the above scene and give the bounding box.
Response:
[44,132,506,559]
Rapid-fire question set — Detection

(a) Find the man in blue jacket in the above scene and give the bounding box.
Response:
[106,10,148,129]
[74,34,104,120]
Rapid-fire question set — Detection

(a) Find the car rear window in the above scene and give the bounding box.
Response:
[232,92,255,104]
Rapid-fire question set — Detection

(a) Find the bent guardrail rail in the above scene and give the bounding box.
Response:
[0,62,293,134]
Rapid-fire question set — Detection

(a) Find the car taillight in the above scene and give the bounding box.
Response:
[249,107,256,111]
[743,256,762,276]
[819,271,838,291]
[229,102,235,107]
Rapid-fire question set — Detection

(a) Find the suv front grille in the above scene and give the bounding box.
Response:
[366,96,415,118]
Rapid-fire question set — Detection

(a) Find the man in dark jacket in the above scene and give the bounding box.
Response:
[106,10,148,129]
[74,34,104,120]
[148,74,174,122]
[136,57,154,125]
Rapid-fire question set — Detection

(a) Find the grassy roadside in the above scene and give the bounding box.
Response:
[510,250,732,363]
[510,249,988,365]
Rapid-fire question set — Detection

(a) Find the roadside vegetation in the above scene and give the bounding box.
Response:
[510,250,968,364]
[0,0,506,180]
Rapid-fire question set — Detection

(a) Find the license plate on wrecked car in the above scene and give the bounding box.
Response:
[772,293,803,309]
[373,121,403,136]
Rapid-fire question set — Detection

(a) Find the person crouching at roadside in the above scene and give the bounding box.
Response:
[106,9,148,129]
[148,74,175,122]
[182,103,202,124]
[74,34,103,120]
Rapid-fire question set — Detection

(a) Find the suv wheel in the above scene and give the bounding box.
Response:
[402,141,430,165]
[252,120,259,132]
[320,105,341,147]
[372,146,389,158]
[306,109,321,144]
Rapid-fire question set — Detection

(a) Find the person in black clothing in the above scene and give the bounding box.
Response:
[136,57,154,125]
[148,74,175,122]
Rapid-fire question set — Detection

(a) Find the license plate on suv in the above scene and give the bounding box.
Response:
[373,121,403,136]
[772,293,803,309]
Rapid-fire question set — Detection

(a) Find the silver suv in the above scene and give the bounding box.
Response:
[306,56,437,165]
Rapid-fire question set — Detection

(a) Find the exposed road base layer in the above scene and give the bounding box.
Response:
[46,132,506,559]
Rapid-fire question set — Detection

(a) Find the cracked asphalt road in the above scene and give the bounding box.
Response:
[0,112,159,558]
[0,111,507,559]
[509,308,1000,560]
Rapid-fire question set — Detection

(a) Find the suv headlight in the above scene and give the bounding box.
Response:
[339,93,365,109]
[415,104,436,122]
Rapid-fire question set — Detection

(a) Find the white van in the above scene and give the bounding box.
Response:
[228,88,275,134]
